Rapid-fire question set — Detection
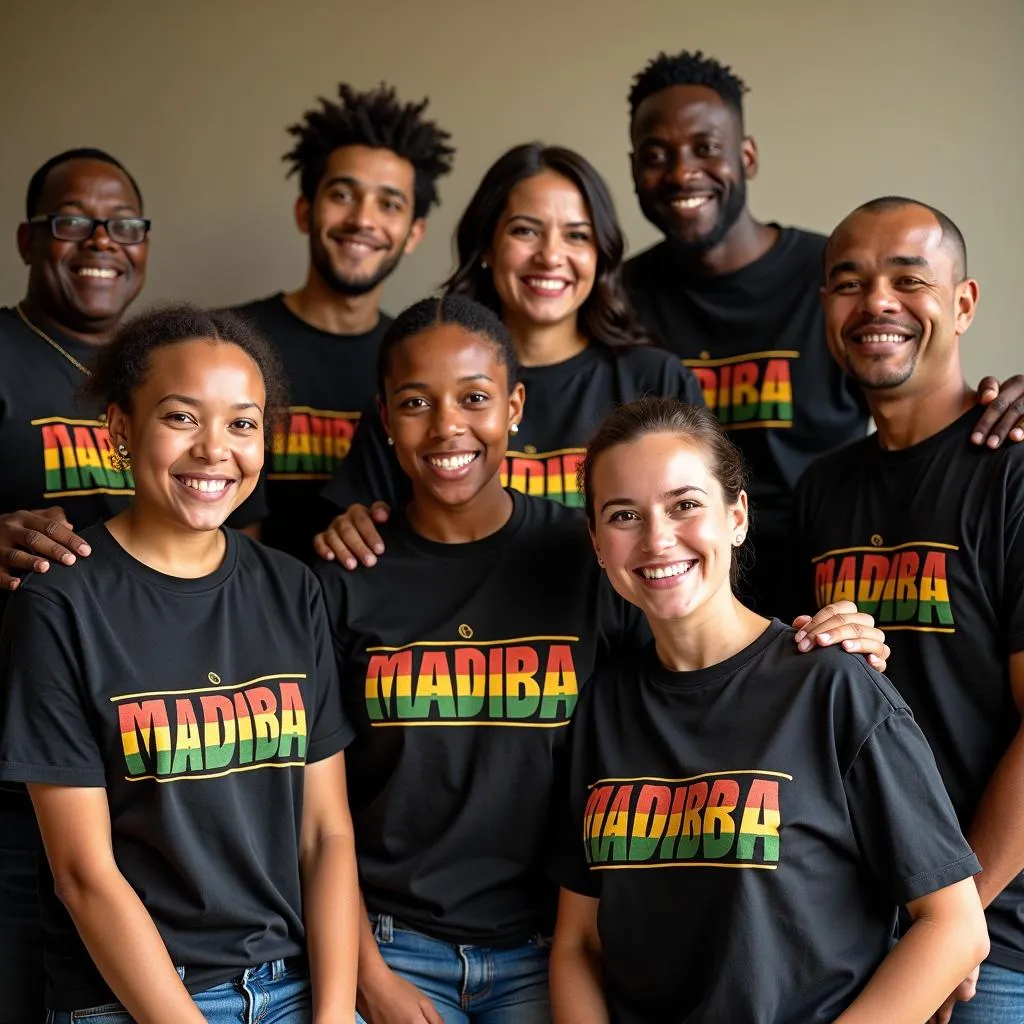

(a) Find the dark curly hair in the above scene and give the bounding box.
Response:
[580,396,750,588]
[443,143,649,351]
[377,294,519,396]
[26,148,142,218]
[284,83,455,219]
[85,303,288,447]
[629,51,748,128]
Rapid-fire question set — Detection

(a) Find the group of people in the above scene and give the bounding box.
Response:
[0,47,1022,1024]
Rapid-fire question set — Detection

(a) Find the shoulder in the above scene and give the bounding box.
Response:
[799,435,873,493]
[229,294,281,319]
[624,242,669,283]
[233,530,318,591]
[12,523,118,610]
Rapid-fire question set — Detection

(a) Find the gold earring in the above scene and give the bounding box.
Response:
[110,442,132,473]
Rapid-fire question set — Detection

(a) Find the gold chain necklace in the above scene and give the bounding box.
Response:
[14,303,92,376]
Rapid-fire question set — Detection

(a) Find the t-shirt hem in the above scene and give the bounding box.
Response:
[987,943,1024,974]
[306,723,356,763]
[898,851,981,903]
[0,762,106,787]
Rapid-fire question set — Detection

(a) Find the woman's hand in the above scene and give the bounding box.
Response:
[791,601,890,673]
[356,962,444,1024]
[313,502,392,569]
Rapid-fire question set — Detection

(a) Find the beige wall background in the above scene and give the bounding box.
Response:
[2,0,1021,384]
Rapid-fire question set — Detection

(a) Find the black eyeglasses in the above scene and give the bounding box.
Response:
[29,213,151,245]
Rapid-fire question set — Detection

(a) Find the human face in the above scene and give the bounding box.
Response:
[381,324,525,511]
[19,158,148,334]
[106,341,266,534]
[822,206,978,392]
[298,145,424,297]
[630,85,753,253]
[590,432,746,623]
[486,170,597,330]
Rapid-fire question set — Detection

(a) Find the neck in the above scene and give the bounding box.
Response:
[406,479,514,544]
[20,295,117,347]
[668,211,778,277]
[104,505,227,578]
[867,370,974,450]
[505,312,589,367]
[647,584,769,672]
[284,270,382,335]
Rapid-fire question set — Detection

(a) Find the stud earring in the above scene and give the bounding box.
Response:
[386,436,394,447]
[597,555,605,568]
[733,533,746,547]
[509,423,519,435]
[110,442,132,473]
[480,258,488,269]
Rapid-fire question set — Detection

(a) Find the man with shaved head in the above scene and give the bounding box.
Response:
[794,197,1024,1021]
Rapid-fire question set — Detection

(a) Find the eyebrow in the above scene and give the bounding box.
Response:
[322,175,409,203]
[157,394,263,412]
[827,254,932,281]
[392,373,495,396]
[600,484,708,514]
[507,213,592,229]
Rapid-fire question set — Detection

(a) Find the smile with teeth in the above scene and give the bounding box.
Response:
[427,452,479,470]
[855,333,911,344]
[178,476,231,494]
[637,560,697,580]
[670,196,711,210]
[76,267,118,279]
[522,277,569,292]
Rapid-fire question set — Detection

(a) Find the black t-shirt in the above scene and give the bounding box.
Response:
[321,343,704,511]
[555,621,978,1023]
[314,491,648,945]
[0,524,352,1010]
[794,406,1024,972]
[232,294,391,561]
[624,229,869,616]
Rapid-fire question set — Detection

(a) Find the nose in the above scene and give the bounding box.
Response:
[428,399,467,441]
[84,222,117,251]
[533,232,565,269]
[861,278,902,317]
[663,148,704,188]
[191,425,231,464]
[640,511,676,554]
[348,192,376,230]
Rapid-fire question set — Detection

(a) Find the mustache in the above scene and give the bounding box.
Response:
[326,229,388,249]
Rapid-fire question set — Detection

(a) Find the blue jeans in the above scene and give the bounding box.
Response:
[950,962,1024,1022]
[357,913,550,1024]
[45,958,310,1024]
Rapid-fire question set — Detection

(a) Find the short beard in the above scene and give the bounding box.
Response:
[646,175,748,256]
[848,354,918,391]
[309,227,409,298]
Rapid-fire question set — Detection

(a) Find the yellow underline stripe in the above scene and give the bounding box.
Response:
[110,673,306,703]
[812,541,959,562]
[367,635,579,652]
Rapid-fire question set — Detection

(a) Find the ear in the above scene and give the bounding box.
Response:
[507,381,526,432]
[105,404,130,451]
[376,393,391,441]
[588,523,603,567]
[403,218,426,256]
[730,490,750,538]
[740,135,759,181]
[954,278,980,337]
[294,194,312,236]
[16,222,32,265]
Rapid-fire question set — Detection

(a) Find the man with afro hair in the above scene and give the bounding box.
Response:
[233,83,454,562]
[623,49,1024,618]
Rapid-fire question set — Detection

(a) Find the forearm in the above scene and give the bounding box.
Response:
[968,726,1024,908]
[834,904,987,1023]
[301,833,360,1022]
[58,870,205,1024]
[549,941,609,1024]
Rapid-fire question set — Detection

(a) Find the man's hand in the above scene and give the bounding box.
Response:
[973,375,1024,447]
[314,502,391,570]
[0,507,91,590]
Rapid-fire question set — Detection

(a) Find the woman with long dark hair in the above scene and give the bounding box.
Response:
[315,143,702,568]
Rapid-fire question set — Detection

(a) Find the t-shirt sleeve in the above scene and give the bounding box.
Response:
[304,581,355,763]
[0,589,106,786]
[550,713,602,898]
[844,706,980,905]
[1004,455,1024,651]
[320,402,410,511]
[225,467,269,528]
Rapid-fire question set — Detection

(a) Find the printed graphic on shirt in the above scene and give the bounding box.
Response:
[364,633,580,726]
[33,416,134,499]
[501,448,585,508]
[684,351,796,430]
[114,672,308,782]
[584,771,790,869]
[812,540,956,633]
[269,406,361,481]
